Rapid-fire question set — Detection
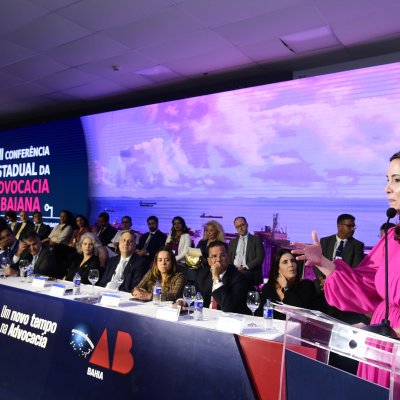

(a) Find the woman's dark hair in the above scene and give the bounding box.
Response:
[171,216,189,236]
[60,210,75,230]
[75,214,89,228]
[268,249,300,286]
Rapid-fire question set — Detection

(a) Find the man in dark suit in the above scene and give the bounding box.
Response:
[97,211,118,247]
[228,217,265,286]
[320,214,364,268]
[10,232,57,278]
[136,216,167,265]
[316,213,367,325]
[99,230,148,292]
[0,227,19,259]
[14,211,34,240]
[32,211,52,241]
[196,241,250,314]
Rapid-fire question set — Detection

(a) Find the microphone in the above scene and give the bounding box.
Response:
[363,208,397,338]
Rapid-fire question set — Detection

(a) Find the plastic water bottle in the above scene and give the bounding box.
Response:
[73,272,81,295]
[263,299,273,330]
[153,280,162,305]
[26,263,34,283]
[194,292,204,320]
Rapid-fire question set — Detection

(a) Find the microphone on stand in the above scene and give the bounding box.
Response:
[363,207,397,338]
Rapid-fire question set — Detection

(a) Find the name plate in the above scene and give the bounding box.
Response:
[216,314,244,334]
[32,276,50,288]
[156,305,181,322]
[50,283,66,296]
[100,293,121,307]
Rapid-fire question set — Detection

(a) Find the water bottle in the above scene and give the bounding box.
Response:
[153,280,162,305]
[263,299,273,330]
[194,292,204,321]
[26,263,34,283]
[73,272,81,295]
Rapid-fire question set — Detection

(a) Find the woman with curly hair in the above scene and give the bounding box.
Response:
[131,247,184,302]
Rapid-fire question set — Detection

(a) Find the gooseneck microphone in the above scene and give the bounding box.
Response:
[363,207,397,338]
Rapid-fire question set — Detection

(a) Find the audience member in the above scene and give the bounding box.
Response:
[256,249,316,318]
[196,220,225,267]
[96,211,118,247]
[68,214,90,247]
[99,230,148,292]
[291,150,400,389]
[165,216,191,263]
[12,232,57,278]
[4,210,18,234]
[43,210,74,245]
[379,222,396,237]
[136,216,167,264]
[32,211,51,241]
[228,217,265,286]
[108,215,134,250]
[195,240,250,314]
[65,232,102,284]
[0,227,19,260]
[132,247,184,302]
[14,211,34,240]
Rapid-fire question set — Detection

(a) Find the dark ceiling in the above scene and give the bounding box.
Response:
[1,0,400,130]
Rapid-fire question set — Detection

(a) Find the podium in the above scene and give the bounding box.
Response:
[275,304,399,400]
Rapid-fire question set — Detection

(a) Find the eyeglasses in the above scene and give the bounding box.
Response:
[235,223,247,229]
[340,224,356,229]
[208,253,227,260]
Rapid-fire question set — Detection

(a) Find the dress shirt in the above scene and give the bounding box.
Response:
[105,256,131,289]
[234,234,249,269]
[333,236,347,259]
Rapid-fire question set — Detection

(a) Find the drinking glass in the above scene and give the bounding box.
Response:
[246,291,260,327]
[183,285,196,318]
[114,276,124,292]
[19,260,29,282]
[1,256,11,279]
[88,269,99,295]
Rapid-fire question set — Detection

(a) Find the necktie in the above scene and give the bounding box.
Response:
[335,240,344,259]
[32,254,38,266]
[142,233,153,252]
[35,225,39,233]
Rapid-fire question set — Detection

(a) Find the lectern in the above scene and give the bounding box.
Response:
[275,304,399,400]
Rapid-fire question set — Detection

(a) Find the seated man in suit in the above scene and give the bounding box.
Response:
[196,240,250,314]
[14,211,34,240]
[315,213,368,325]
[228,217,265,286]
[99,230,149,292]
[96,211,118,247]
[0,227,19,260]
[135,216,167,267]
[8,232,57,278]
[32,211,52,241]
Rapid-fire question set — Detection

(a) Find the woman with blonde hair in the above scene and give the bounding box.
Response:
[131,247,184,302]
[196,220,225,266]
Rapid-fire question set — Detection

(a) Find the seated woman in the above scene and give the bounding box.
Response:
[196,220,225,267]
[256,249,316,319]
[65,232,102,284]
[165,216,191,263]
[131,247,184,302]
[68,214,90,247]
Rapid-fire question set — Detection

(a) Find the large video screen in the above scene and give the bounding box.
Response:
[82,61,400,247]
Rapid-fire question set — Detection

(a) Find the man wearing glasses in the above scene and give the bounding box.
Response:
[196,241,250,314]
[320,214,364,268]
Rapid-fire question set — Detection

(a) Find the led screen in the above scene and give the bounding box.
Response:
[82,61,400,246]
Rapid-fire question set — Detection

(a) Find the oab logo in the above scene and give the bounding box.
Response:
[70,324,134,380]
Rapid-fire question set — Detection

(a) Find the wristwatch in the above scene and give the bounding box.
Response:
[281,287,289,294]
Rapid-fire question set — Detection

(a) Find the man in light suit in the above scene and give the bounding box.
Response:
[228,216,265,286]
[99,230,148,292]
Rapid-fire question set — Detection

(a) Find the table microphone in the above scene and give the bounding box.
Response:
[363,207,397,338]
